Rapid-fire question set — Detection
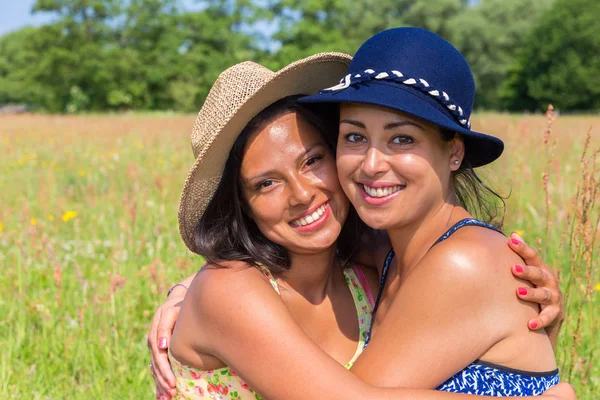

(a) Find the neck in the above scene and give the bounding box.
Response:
[279,246,339,303]
[387,200,469,282]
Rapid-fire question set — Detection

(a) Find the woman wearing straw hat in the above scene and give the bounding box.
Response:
[148,31,570,399]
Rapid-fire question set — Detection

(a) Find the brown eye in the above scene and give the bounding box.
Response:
[306,155,323,167]
[256,180,274,190]
[345,133,366,143]
[391,135,414,145]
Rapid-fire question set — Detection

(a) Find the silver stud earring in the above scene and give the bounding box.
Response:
[453,160,459,165]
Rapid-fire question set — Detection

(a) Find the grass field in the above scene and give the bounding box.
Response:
[1,111,598,399]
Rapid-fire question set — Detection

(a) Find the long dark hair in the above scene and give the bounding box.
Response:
[441,129,506,228]
[193,96,368,273]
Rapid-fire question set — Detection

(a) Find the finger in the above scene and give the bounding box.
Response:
[154,347,177,390]
[157,307,180,350]
[512,264,552,288]
[516,286,556,305]
[152,359,176,398]
[527,307,558,331]
[508,232,543,267]
[148,308,163,350]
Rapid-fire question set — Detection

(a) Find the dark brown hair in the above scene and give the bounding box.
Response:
[440,129,506,228]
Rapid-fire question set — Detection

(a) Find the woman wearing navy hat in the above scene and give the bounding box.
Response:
[299,27,559,395]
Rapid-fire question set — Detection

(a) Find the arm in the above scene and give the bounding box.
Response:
[173,265,570,400]
[148,272,198,398]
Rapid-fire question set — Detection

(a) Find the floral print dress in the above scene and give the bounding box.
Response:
[169,264,374,399]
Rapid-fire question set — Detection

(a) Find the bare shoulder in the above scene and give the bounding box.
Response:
[419,225,521,286]
[189,261,277,309]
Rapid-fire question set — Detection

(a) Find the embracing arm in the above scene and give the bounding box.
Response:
[174,265,570,400]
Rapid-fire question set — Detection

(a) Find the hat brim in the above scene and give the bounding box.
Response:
[299,79,503,168]
[179,53,351,254]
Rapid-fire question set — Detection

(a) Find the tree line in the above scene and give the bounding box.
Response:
[0,0,598,113]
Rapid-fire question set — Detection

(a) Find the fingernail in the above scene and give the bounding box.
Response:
[511,238,520,245]
[514,264,524,273]
[514,232,524,242]
[529,321,538,329]
[518,287,528,296]
[158,338,167,349]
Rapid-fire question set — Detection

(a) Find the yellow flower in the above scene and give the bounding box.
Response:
[78,169,86,176]
[595,283,600,292]
[31,219,37,226]
[62,211,78,222]
[0,221,3,233]
[49,215,55,221]
[515,230,524,237]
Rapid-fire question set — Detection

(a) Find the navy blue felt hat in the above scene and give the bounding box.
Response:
[299,27,504,168]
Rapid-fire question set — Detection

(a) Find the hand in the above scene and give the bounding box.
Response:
[147,284,187,399]
[542,383,577,400]
[508,232,564,337]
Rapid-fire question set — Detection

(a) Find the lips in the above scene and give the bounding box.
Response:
[290,203,328,227]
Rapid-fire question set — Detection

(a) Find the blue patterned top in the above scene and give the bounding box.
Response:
[367,218,560,396]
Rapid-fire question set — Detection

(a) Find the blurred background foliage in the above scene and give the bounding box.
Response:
[0,0,598,113]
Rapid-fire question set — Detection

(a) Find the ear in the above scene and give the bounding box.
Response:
[449,135,465,171]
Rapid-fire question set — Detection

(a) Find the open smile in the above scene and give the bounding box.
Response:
[290,202,331,232]
[359,182,405,205]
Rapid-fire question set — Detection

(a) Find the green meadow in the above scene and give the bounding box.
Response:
[1,112,598,399]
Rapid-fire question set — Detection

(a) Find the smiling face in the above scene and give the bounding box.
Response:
[335,103,464,230]
[239,112,349,256]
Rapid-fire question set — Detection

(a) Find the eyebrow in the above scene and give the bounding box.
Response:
[340,119,424,130]
[242,142,324,184]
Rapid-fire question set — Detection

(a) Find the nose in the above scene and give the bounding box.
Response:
[362,146,389,177]
[288,174,315,207]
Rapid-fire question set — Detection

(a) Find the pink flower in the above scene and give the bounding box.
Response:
[189,370,203,380]
[241,382,251,390]
[207,384,218,394]
[218,384,229,395]
[193,386,205,396]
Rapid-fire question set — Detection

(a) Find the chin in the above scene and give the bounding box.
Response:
[355,210,394,230]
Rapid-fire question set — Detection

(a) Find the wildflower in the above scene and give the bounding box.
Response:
[515,230,524,237]
[62,211,77,222]
[49,215,55,221]
[78,169,86,176]
[31,219,37,226]
[595,283,600,292]
[0,221,3,233]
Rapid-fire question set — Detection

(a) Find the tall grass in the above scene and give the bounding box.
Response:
[0,112,598,399]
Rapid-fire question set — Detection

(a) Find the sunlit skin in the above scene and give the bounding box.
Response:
[336,103,557,385]
[336,103,465,233]
[240,112,350,257]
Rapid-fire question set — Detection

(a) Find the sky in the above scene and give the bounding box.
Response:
[0,0,208,37]
[0,0,55,36]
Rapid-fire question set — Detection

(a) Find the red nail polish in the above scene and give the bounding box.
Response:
[158,338,167,349]
[529,321,538,329]
[511,238,520,245]
[514,265,524,273]
[518,287,528,296]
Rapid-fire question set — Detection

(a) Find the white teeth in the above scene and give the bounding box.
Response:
[291,204,328,227]
[363,184,403,198]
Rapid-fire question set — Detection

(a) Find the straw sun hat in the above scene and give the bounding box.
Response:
[179,53,352,253]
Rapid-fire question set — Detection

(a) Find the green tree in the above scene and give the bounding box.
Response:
[501,0,600,111]
[448,0,554,110]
